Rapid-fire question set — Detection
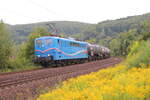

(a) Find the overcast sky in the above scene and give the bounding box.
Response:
[0,0,150,25]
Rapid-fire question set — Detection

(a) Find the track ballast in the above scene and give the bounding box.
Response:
[0,57,122,100]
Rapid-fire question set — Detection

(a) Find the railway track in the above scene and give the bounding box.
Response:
[0,57,122,100]
[0,57,121,89]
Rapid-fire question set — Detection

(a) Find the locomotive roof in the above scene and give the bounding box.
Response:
[35,36,87,44]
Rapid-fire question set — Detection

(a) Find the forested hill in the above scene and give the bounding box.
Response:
[98,13,150,35]
[9,13,150,44]
[74,13,150,42]
[8,21,93,44]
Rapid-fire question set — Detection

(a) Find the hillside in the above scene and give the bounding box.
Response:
[8,13,150,44]
[74,13,150,42]
[8,21,93,44]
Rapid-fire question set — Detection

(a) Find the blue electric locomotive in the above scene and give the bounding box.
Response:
[34,36,88,66]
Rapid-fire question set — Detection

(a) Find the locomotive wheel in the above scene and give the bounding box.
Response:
[56,63,61,67]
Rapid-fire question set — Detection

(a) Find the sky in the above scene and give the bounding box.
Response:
[0,0,150,25]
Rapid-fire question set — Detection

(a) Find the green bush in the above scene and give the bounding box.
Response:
[5,44,40,72]
[125,40,150,68]
[0,22,12,69]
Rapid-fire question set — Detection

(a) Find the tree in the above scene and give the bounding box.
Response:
[108,29,137,56]
[21,27,49,61]
[109,38,121,56]
[140,22,150,40]
[0,21,12,69]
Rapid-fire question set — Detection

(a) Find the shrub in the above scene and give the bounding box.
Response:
[125,40,150,68]
[0,22,12,69]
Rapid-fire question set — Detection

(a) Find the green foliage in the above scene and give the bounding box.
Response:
[1,42,40,73]
[0,22,12,69]
[125,40,150,68]
[139,21,150,40]
[106,20,150,57]
[108,29,137,56]
[0,27,48,72]
[109,39,121,56]
[22,27,49,61]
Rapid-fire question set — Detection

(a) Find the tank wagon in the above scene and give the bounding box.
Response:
[34,36,110,66]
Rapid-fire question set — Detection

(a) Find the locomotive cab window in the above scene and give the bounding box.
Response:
[36,40,42,48]
[46,39,52,46]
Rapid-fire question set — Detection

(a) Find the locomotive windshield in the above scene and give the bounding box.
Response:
[46,39,52,46]
[36,40,42,48]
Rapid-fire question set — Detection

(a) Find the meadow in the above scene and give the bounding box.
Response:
[37,64,150,100]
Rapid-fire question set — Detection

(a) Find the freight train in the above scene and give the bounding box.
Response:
[34,36,110,67]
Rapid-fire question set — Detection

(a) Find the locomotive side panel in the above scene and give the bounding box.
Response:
[54,38,88,60]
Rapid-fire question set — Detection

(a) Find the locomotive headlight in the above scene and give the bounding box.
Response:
[37,55,40,57]
[48,54,51,56]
